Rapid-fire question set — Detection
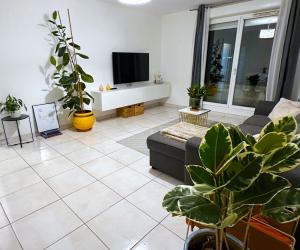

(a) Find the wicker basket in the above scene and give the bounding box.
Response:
[116,105,134,118]
[134,103,144,116]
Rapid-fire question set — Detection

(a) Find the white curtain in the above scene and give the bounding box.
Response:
[200,7,210,86]
[266,0,292,101]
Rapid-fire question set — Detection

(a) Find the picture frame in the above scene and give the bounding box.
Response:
[32,102,60,133]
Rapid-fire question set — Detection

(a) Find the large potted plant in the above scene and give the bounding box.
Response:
[187,85,208,110]
[0,95,27,118]
[163,116,300,250]
[48,10,95,131]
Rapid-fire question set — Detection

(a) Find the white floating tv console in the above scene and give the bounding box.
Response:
[92,82,171,112]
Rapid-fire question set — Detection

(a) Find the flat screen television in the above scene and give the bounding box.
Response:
[112,52,149,85]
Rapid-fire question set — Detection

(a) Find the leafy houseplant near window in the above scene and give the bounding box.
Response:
[187,85,208,110]
[48,10,95,131]
[0,95,27,118]
[163,116,300,250]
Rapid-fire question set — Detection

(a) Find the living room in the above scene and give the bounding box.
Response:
[0,0,300,249]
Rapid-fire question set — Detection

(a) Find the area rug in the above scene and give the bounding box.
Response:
[118,119,218,156]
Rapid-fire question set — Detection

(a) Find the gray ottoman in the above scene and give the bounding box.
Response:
[147,132,186,181]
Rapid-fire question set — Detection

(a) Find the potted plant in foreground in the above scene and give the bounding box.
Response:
[187,85,208,110]
[0,95,27,118]
[48,10,95,131]
[163,116,300,250]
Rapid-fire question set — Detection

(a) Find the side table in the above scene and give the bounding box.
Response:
[179,108,211,126]
[1,115,34,147]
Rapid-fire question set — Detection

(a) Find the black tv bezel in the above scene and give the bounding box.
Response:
[112,52,149,85]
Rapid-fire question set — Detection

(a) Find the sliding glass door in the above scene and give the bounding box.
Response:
[204,22,237,104]
[204,14,278,111]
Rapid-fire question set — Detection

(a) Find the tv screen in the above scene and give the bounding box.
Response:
[112,52,149,85]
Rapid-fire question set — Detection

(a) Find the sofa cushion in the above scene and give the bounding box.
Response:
[239,124,263,135]
[147,132,185,161]
[269,98,300,122]
[243,115,271,127]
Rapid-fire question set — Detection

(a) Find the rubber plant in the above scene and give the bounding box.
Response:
[163,116,300,250]
[48,10,95,131]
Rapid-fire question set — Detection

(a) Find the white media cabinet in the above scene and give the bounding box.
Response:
[92,82,171,111]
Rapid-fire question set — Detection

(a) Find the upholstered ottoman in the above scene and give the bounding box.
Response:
[146,132,186,181]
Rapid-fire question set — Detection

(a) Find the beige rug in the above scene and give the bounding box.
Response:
[161,122,209,142]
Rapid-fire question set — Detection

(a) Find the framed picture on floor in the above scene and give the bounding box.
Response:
[32,102,61,137]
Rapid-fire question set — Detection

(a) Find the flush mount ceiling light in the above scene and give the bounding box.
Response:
[118,0,151,5]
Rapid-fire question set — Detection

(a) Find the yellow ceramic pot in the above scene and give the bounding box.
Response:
[72,110,95,132]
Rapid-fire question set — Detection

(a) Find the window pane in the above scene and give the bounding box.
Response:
[204,22,237,104]
[232,17,277,107]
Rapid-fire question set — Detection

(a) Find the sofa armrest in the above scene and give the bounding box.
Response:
[254,101,277,116]
[185,137,202,166]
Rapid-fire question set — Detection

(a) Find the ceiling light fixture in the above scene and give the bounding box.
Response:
[118,0,152,5]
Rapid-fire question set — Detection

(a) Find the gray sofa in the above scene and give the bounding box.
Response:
[147,101,300,187]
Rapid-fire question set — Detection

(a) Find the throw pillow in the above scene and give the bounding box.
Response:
[268,98,300,122]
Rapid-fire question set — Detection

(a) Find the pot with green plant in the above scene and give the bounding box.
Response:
[0,95,27,118]
[163,116,300,250]
[48,10,95,131]
[188,85,208,110]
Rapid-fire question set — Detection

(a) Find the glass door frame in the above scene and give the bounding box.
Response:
[203,11,279,114]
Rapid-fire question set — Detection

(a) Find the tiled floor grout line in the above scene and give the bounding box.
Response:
[0,202,24,249]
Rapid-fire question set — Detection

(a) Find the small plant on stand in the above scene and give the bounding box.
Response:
[187,85,208,110]
[0,95,27,118]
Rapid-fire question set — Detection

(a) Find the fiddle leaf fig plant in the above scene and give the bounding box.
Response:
[163,116,300,250]
[48,10,94,116]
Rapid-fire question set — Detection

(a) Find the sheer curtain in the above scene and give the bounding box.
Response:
[191,6,210,86]
[266,0,292,101]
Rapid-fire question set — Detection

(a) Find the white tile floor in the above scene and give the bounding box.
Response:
[0,105,247,250]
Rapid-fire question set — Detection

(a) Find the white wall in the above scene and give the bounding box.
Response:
[0,0,161,138]
[161,11,197,106]
[161,0,281,108]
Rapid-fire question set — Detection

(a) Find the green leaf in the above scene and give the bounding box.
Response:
[262,143,300,173]
[259,116,297,141]
[162,185,221,226]
[231,173,290,210]
[199,123,232,173]
[216,141,248,175]
[292,135,300,147]
[58,47,66,57]
[48,20,56,24]
[228,126,249,148]
[178,195,221,227]
[69,42,81,50]
[222,152,262,192]
[83,98,90,105]
[261,188,300,223]
[76,53,89,59]
[55,43,61,53]
[62,53,70,66]
[50,56,56,66]
[254,132,287,154]
[186,165,215,187]
[246,134,257,146]
[56,64,63,72]
[81,73,94,83]
[52,11,58,20]
[84,91,94,103]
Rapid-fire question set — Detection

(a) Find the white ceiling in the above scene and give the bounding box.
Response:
[101,0,248,16]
